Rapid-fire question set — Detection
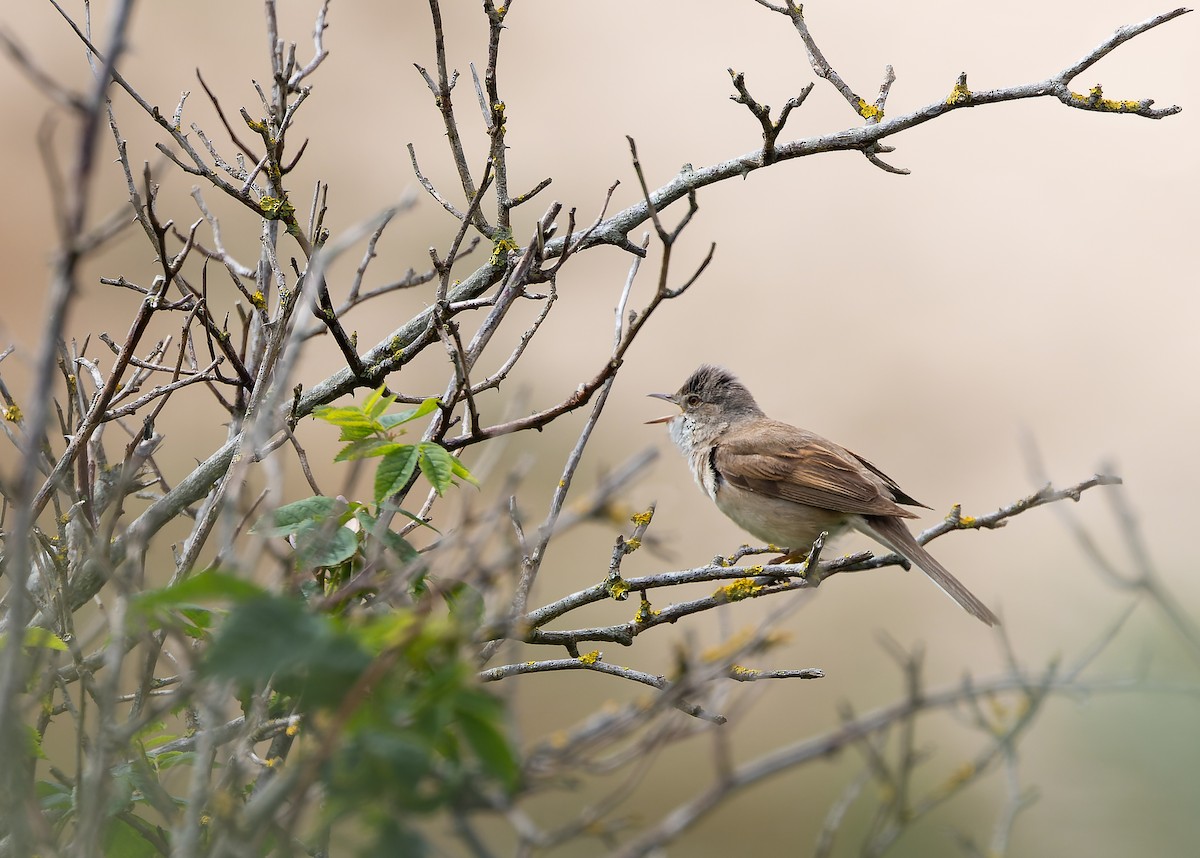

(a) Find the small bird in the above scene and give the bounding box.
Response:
[647,365,998,626]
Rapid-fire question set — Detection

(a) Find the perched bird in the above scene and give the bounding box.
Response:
[647,365,998,626]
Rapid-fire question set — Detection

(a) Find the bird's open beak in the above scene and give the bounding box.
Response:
[645,392,679,425]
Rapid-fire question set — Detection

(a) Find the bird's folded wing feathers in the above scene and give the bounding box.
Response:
[714,421,918,518]
[848,451,931,509]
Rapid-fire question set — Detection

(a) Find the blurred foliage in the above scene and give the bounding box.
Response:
[13,391,507,856]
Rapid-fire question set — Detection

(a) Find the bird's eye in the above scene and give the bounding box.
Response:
[685,393,701,408]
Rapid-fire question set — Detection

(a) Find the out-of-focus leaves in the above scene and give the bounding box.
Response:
[132,569,265,616]
[361,816,430,858]
[101,817,160,858]
[26,725,47,760]
[16,628,68,652]
[456,691,520,792]
[353,510,420,563]
[203,594,371,708]
[442,582,484,626]
[128,752,181,821]
[294,520,359,568]
[36,779,73,814]
[251,496,341,537]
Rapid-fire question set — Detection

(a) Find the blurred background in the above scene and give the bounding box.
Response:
[1,1,1196,855]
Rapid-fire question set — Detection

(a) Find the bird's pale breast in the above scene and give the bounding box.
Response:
[687,444,848,550]
[713,479,850,550]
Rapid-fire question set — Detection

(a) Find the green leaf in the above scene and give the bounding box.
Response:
[102,816,160,858]
[132,569,265,615]
[377,397,439,430]
[147,750,196,773]
[449,456,479,487]
[128,751,180,820]
[108,762,136,816]
[358,795,432,856]
[23,627,68,650]
[363,385,396,420]
[443,583,484,625]
[205,595,318,684]
[334,438,402,462]
[203,594,371,707]
[312,406,379,441]
[418,443,456,496]
[252,496,340,536]
[294,521,360,568]
[176,607,215,638]
[385,505,439,532]
[0,627,69,652]
[134,722,174,749]
[36,778,73,813]
[26,725,47,760]
[353,610,418,653]
[456,693,519,791]
[374,446,420,503]
[353,510,420,563]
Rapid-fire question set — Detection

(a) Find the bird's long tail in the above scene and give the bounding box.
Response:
[865,516,1000,627]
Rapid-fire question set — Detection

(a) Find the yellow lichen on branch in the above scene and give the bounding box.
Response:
[1069,84,1144,112]
[856,98,883,120]
[946,78,972,105]
[634,598,659,624]
[714,577,763,602]
[606,576,631,601]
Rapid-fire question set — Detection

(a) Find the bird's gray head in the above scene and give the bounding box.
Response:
[647,365,764,444]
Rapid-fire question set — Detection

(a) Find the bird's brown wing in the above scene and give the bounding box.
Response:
[713,420,918,518]
[848,451,931,509]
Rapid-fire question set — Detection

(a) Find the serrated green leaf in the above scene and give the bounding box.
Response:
[334,438,402,462]
[312,405,368,426]
[374,446,420,503]
[252,496,339,536]
[378,397,440,430]
[449,456,480,487]
[418,443,455,496]
[26,725,47,759]
[294,521,360,568]
[23,627,68,650]
[363,385,396,420]
[313,406,380,440]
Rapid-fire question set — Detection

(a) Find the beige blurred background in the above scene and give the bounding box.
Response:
[1,1,1197,855]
